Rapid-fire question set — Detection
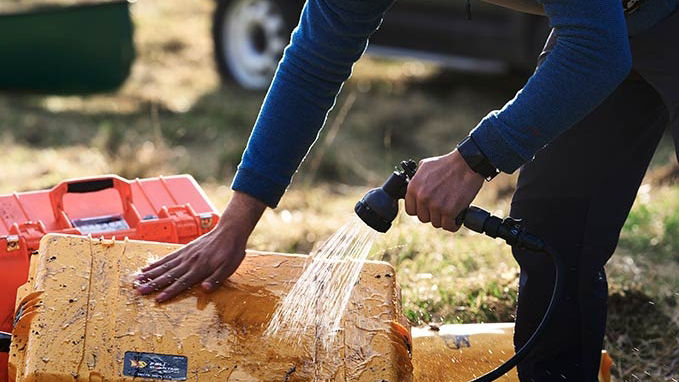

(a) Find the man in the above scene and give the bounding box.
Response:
[135,0,679,379]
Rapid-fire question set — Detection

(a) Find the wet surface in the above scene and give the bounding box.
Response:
[9,234,413,381]
[411,323,518,382]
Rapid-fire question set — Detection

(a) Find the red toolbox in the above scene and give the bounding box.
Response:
[0,174,219,381]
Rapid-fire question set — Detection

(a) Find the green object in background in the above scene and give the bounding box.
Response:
[0,1,135,94]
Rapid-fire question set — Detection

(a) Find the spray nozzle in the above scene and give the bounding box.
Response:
[354,160,417,233]
[354,160,544,251]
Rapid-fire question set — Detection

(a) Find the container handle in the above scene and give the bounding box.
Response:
[66,178,116,193]
[0,331,9,353]
[49,175,141,229]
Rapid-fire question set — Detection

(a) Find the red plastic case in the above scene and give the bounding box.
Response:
[0,175,219,381]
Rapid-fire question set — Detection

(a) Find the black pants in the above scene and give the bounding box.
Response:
[510,70,670,381]
[510,10,679,381]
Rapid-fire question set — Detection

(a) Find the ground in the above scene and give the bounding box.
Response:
[1,0,678,380]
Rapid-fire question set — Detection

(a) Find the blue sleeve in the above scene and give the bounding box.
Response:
[232,0,394,207]
[470,0,632,173]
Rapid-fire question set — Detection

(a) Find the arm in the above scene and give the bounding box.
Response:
[233,0,396,207]
[136,0,394,301]
[135,192,265,302]
[407,0,632,231]
[470,0,632,173]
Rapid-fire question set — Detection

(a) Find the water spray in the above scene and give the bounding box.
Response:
[355,160,566,382]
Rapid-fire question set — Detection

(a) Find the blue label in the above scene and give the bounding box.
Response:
[123,351,188,380]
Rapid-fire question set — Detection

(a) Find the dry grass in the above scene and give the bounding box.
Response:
[1,0,678,380]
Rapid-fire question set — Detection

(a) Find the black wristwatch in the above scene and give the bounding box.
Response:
[456,136,500,181]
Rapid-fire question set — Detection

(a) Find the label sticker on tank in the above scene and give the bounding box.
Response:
[123,351,187,380]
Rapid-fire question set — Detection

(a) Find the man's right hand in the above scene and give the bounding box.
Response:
[134,191,266,302]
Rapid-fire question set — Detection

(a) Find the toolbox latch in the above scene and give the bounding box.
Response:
[199,213,214,230]
[5,235,19,252]
[10,221,47,253]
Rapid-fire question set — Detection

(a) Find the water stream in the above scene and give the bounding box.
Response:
[264,216,377,350]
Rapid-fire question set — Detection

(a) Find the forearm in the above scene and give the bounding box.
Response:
[217,191,266,235]
[471,0,632,173]
[232,0,394,207]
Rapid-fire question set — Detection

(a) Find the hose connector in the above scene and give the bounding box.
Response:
[456,206,544,251]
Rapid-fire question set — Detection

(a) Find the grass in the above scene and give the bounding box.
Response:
[1,0,678,380]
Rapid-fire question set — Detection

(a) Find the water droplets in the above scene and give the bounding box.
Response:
[264,216,376,350]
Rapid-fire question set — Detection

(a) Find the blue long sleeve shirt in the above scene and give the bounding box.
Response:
[233,0,678,207]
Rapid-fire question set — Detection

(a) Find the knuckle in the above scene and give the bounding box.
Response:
[441,205,456,215]
[174,279,190,291]
[447,225,460,233]
[405,203,416,215]
[443,213,457,222]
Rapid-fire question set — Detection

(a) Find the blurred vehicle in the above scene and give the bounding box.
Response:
[212,0,550,90]
[0,0,134,94]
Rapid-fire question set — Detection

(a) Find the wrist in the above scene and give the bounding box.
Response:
[216,191,266,236]
[456,136,499,181]
[449,150,484,181]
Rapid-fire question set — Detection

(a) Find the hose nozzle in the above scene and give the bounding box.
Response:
[354,160,416,233]
[354,160,543,250]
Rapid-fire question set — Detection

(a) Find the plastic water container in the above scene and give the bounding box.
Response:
[411,324,614,381]
[8,234,413,381]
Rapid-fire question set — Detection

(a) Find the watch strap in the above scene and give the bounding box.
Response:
[456,136,500,181]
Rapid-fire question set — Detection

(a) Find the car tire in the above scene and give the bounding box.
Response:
[212,0,300,90]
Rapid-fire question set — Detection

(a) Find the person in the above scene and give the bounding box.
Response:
[135,0,679,379]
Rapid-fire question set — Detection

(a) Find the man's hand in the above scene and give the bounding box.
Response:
[405,150,485,232]
[134,191,266,302]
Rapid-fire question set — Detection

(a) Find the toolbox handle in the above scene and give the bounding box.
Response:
[0,331,9,353]
[49,176,141,229]
[66,178,116,193]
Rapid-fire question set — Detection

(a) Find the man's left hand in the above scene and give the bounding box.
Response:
[405,150,485,232]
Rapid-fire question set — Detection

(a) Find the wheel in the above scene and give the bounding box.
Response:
[213,0,299,90]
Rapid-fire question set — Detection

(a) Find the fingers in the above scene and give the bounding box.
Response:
[441,214,460,232]
[156,269,203,303]
[405,190,417,216]
[416,198,430,223]
[136,257,183,282]
[430,210,442,229]
[201,264,235,292]
[135,262,189,295]
[141,250,181,272]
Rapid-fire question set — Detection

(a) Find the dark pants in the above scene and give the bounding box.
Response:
[510,12,679,381]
